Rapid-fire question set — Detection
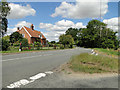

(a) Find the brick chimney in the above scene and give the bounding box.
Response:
[17,27,20,31]
[31,24,34,30]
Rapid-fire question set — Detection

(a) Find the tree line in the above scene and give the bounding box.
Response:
[59,20,119,50]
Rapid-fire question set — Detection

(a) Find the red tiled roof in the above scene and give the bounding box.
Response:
[23,26,46,39]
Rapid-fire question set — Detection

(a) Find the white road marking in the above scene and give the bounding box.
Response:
[2,54,53,62]
[29,73,46,80]
[7,71,53,88]
[45,71,53,74]
[7,79,30,88]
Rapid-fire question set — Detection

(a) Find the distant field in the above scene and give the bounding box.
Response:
[94,48,119,56]
[66,53,118,74]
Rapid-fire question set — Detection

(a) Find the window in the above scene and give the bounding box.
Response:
[22,34,25,37]
[39,34,42,38]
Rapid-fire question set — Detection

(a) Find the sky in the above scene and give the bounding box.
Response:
[6,0,119,41]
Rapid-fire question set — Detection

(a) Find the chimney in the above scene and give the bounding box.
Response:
[31,24,34,30]
[17,27,20,31]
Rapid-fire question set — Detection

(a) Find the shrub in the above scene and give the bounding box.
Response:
[34,42,41,50]
[60,45,64,49]
[21,38,29,47]
[69,45,73,48]
[13,41,20,47]
[13,43,19,47]
[2,38,10,51]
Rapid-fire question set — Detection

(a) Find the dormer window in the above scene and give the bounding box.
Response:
[39,34,42,38]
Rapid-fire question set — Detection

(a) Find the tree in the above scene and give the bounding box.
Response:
[2,35,10,41]
[0,0,10,37]
[2,38,9,51]
[65,28,79,43]
[59,34,74,48]
[51,41,56,44]
[10,32,23,43]
[77,19,119,49]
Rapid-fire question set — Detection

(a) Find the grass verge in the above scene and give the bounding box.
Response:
[1,47,59,54]
[67,53,118,74]
[94,48,119,56]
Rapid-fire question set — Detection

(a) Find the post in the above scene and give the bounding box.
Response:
[19,42,22,51]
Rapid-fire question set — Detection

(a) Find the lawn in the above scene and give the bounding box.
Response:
[94,48,119,56]
[67,53,118,74]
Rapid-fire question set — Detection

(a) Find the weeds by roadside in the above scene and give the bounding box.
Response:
[94,48,119,56]
[66,53,118,74]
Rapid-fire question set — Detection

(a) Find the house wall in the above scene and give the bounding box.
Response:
[18,28,32,44]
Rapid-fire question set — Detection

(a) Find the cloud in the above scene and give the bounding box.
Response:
[103,17,119,32]
[7,3,36,19]
[51,0,108,19]
[6,21,31,35]
[39,19,85,41]
[7,28,17,36]
[15,21,32,27]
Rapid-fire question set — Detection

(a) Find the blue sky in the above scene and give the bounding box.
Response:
[7,1,119,41]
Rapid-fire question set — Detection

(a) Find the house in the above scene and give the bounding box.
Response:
[17,24,46,46]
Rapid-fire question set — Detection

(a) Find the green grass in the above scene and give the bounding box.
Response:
[68,53,118,74]
[94,48,119,56]
[1,46,61,53]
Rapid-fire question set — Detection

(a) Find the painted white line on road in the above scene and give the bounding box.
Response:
[45,71,53,74]
[7,79,30,88]
[30,73,46,80]
[2,55,42,62]
[2,54,53,62]
[7,71,53,88]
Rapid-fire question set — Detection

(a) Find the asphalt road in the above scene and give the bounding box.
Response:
[2,47,91,88]
[2,47,118,88]
[21,72,118,88]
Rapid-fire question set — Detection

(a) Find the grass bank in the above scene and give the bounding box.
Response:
[66,53,118,74]
[1,46,60,54]
[94,48,119,56]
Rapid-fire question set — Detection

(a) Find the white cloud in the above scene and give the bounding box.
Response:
[51,0,108,19]
[7,28,17,36]
[55,19,74,27]
[103,17,119,32]
[15,21,32,27]
[39,19,85,41]
[6,21,31,35]
[7,3,36,19]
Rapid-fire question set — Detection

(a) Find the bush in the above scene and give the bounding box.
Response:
[21,38,29,47]
[13,43,19,47]
[34,42,41,50]
[29,44,33,47]
[69,45,73,48]
[60,45,64,49]
[13,41,20,47]
[2,38,10,51]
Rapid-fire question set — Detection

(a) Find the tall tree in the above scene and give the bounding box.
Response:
[77,19,118,49]
[0,0,10,37]
[59,34,74,48]
[10,32,23,43]
[65,28,79,42]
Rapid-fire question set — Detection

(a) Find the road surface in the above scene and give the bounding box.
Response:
[2,48,118,88]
